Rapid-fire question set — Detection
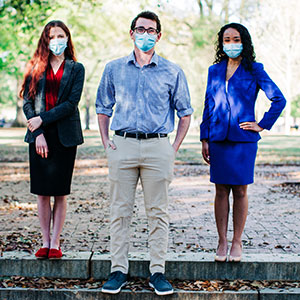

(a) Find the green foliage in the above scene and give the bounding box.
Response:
[192,16,221,50]
[291,95,300,118]
[0,0,58,104]
[0,79,15,106]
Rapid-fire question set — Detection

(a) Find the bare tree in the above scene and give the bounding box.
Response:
[197,0,204,17]
[222,0,229,23]
[252,0,300,134]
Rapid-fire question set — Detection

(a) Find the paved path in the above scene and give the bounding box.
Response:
[0,160,299,256]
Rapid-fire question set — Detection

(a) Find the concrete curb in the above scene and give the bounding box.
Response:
[91,252,300,281]
[0,287,259,300]
[1,288,300,300]
[260,288,300,299]
[1,251,300,280]
[0,251,91,279]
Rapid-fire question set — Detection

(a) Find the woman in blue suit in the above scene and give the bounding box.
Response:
[200,23,286,262]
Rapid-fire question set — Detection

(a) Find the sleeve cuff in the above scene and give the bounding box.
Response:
[200,133,209,141]
[32,128,44,139]
[177,107,194,118]
[96,107,113,117]
[257,120,271,130]
[39,112,49,125]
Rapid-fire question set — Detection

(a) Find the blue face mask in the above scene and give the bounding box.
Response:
[223,43,243,58]
[135,33,157,52]
[49,38,68,56]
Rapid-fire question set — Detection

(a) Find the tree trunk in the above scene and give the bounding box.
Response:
[284,42,292,135]
[204,0,213,16]
[197,0,204,17]
[223,0,230,23]
[12,79,26,127]
[239,0,245,22]
[84,87,91,130]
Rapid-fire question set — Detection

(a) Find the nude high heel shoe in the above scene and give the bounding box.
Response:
[228,243,242,262]
[214,245,228,262]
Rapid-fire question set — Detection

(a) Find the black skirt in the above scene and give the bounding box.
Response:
[29,124,77,196]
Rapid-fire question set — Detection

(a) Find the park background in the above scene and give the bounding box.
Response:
[0,0,299,252]
[0,0,300,294]
[0,0,300,134]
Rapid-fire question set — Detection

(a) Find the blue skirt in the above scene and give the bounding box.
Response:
[209,140,257,185]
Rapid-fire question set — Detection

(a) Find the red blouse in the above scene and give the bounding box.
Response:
[45,61,65,111]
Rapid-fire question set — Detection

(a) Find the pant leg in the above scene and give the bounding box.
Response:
[106,135,139,273]
[139,137,175,274]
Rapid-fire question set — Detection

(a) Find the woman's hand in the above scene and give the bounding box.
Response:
[28,116,42,132]
[239,122,263,132]
[35,134,49,158]
[201,140,210,165]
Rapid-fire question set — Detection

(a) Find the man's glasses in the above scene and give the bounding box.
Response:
[133,26,158,35]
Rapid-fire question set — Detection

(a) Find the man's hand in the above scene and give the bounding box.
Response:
[172,115,191,153]
[239,122,263,132]
[35,134,48,158]
[201,140,210,165]
[104,139,117,150]
[97,114,116,150]
[28,116,42,132]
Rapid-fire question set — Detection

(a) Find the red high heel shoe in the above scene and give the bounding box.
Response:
[35,247,49,259]
[48,248,63,259]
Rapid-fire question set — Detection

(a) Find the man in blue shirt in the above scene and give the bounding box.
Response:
[96,11,193,295]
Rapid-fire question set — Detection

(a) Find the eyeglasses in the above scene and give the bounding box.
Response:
[133,26,158,35]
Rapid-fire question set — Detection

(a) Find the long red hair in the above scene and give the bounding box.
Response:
[19,20,76,100]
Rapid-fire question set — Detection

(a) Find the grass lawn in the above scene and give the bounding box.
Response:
[0,128,299,165]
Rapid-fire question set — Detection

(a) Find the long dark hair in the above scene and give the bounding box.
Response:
[19,20,76,100]
[214,23,256,71]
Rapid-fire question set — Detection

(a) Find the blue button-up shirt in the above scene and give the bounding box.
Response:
[95,52,193,133]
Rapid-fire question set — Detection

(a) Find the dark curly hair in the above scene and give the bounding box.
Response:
[214,23,256,71]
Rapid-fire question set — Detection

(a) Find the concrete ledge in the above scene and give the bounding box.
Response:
[0,287,258,300]
[1,251,300,281]
[260,288,300,299]
[1,287,300,300]
[0,251,91,279]
[91,252,300,281]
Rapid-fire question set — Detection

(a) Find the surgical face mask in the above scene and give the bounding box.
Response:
[223,43,243,58]
[135,33,157,52]
[49,38,68,56]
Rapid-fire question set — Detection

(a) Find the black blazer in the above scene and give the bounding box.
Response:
[23,59,85,147]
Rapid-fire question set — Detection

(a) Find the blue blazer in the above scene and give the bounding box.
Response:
[200,60,286,142]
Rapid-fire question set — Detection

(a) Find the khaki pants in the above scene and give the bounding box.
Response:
[106,134,175,274]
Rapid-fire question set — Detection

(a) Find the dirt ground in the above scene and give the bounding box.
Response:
[0,129,300,256]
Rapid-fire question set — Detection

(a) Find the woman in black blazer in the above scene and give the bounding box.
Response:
[20,20,85,259]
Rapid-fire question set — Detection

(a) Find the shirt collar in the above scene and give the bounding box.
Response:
[126,51,158,67]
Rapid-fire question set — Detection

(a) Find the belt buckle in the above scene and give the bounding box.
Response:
[136,132,142,140]
[136,131,147,139]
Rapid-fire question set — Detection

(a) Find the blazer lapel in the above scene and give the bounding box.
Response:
[219,60,227,89]
[57,59,74,103]
[212,60,227,94]
[212,60,229,111]
[34,71,47,114]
